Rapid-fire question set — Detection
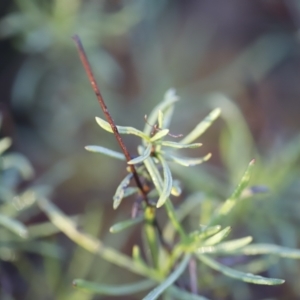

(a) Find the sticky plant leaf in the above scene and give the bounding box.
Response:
[109,215,144,233]
[0,137,12,154]
[128,144,152,165]
[198,236,253,254]
[113,173,133,209]
[160,141,202,149]
[143,254,191,300]
[0,213,28,238]
[203,226,231,246]
[197,254,285,285]
[168,285,211,300]
[85,145,125,160]
[144,89,179,136]
[150,129,169,142]
[73,278,156,295]
[228,243,300,259]
[211,160,255,223]
[156,155,173,208]
[180,108,221,144]
[95,117,150,141]
[166,153,211,167]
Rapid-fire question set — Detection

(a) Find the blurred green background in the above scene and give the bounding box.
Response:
[1,0,300,299]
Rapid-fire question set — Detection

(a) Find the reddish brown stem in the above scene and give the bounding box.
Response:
[72,35,150,204]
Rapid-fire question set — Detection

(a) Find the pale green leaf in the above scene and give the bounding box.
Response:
[180,108,221,144]
[144,89,179,136]
[198,236,253,254]
[150,129,169,142]
[143,254,191,300]
[190,225,222,241]
[85,145,125,160]
[197,254,284,285]
[2,154,34,179]
[110,216,144,233]
[171,180,181,197]
[0,213,28,238]
[211,160,255,224]
[156,155,173,208]
[166,153,211,167]
[73,279,155,295]
[158,110,163,129]
[113,173,133,209]
[203,226,231,246]
[0,137,12,155]
[228,243,300,259]
[160,141,202,149]
[168,285,211,300]
[123,187,139,198]
[128,144,152,165]
[96,117,150,141]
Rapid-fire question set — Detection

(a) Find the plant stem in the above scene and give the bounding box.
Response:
[72,35,150,206]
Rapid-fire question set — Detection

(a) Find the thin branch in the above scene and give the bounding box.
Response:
[72,35,150,206]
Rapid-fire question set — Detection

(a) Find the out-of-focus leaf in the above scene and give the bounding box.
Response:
[179,108,221,144]
[197,254,284,285]
[156,155,173,208]
[166,153,211,167]
[160,141,202,149]
[203,227,231,246]
[85,145,125,160]
[2,153,34,179]
[128,144,152,165]
[158,110,163,129]
[171,179,181,197]
[192,225,222,241]
[211,160,255,224]
[0,137,12,155]
[227,244,300,259]
[73,278,155,295]
[123,187,139,198]
[113,173,133,209]
[150,129,169,142]
[198,236,253,254]
[168,285,211,300]
[110,215,144,233]
[95,117,150,141]
[0,213,28,238]
[143,254,191,300]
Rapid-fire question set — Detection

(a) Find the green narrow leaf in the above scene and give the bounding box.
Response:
[197,254,285,285]
[211,160,255,224]
[198,236,253,254]
[158,110,164,129]
[95,117,150,141]
[168,285,211,300]
[166,153,211,167]
[191,225,222,241]
[143,254,191,300]
[156,155,173,208]
[180,108,221,144]
[0,137,12,154]
[203,227,231,246]
[113,173,133,209]
[0,213,28,238]
[144,89,179,136]
[160,141,202,149]
[110,215,144,233]
[171,180,181,197]
[128,144,152,165]
[228,243,300,259]
[123,187,139,198]
[85,145,125,160]
[150,129,170,142]
[73,279,155,295]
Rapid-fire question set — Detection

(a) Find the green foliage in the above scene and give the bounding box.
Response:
[37,90,300,299]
